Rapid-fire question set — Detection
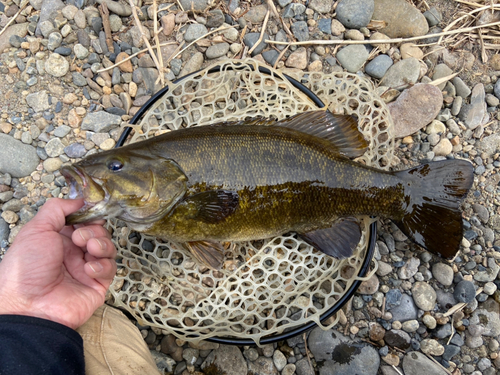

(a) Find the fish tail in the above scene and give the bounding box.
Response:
[394,159,473,258]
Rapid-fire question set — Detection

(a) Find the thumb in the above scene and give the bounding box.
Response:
[30,198,85,233]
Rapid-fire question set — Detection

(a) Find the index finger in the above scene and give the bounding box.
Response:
[29,198,85,234]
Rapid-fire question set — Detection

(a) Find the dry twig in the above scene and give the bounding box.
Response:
[478,28,488,63]
[0,1,28,38]
[176,0,185,12]
[429,72,459,87]
[167,25,232,63]
[443,287,483,317]
[453,0,485,8]
[438,4,500,44]
[128,0,164,85]
[97,42,177,73]
[273,45,289,69]
[248,10,270,55]
[424,353,453,375]
[152,0,165,85]
[265,20,500,47]
[99,2,114,53]
[264,0,280,20]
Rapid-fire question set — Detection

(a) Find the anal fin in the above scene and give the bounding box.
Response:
[184,241,224,269]
[298,217,362,259]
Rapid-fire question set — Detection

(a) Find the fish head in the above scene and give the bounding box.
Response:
[61,149,187,226]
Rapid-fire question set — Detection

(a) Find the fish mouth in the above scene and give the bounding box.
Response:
[61,166,86,199]
[61,166,108,225]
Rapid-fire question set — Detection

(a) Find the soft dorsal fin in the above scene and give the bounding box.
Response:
[276,111,368,158]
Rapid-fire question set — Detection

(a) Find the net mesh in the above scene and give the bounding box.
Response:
[106,59,393,345]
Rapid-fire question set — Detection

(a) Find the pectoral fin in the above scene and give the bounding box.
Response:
[182,190,239,223]
[298,217,362,259]
[185,241,224,269]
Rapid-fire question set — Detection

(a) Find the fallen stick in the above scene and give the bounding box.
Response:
[99,2,114,53]
[248,10,270,55]
[166,25,233,64]
[264,21,500,47]
[128,0,164,85]
[96,42,177,73]
[0,1,28,38]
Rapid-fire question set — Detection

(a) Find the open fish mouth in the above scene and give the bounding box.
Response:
[61,166,86,199]
[61,166,108,224]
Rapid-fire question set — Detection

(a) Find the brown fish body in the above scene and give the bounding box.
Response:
[138,124,404,242]
[62,111,473,268]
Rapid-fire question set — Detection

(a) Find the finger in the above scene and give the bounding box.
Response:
[27,198,85,234]
[84,258,117,288]
[84,252,97,263]
[60,220,107,239]
[59,225,75,239]
[74,219,106,228]
[86,237,117,259]
[72,225,112,248]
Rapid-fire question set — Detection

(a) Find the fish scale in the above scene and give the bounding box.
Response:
[139,125,405,241]
[62,110,473,268]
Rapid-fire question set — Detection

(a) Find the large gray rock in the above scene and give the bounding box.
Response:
[81,111,122,133]
[243,33,269,56]
[0,23,29,53]
[372,0,429,38]
[477,133,500,157]
[460,83,487,130]
[403,351,448,375]
[201,345,247,375]
[179,52,204,77]
[179,0,210,12]
[336,45,369,73]
[0,217,9,244]
[247,357,278,375]
[26,91,50,112]
[308,0,334,14]
[336,0,374,28]
[379,57,420,89]
[390,294,418,322]
[308,328,380,375]
[0,134,40,178]
[184,24,208,43]
[411,281,436,311]
[35,0,65,36]
[95,0,131,16]
[470,300,500,337]
[388,83,443,138]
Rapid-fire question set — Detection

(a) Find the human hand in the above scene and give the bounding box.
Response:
[0,198,117,329]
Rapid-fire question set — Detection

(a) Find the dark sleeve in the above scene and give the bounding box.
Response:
[0,315,84,375]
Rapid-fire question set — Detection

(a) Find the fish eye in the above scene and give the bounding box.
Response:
[108,160,123,172]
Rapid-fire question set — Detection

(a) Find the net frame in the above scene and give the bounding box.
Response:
[107,59,393,345]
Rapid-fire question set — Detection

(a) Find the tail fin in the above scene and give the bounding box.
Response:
[394,160,473,259]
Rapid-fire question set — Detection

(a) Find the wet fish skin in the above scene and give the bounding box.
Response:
[62,111,473,268]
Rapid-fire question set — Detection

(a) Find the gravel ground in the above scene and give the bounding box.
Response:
[1,0,500,374]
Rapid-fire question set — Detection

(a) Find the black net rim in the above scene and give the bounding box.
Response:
[115,62,377,345]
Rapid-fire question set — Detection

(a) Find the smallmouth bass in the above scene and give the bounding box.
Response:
[61,111,474,269]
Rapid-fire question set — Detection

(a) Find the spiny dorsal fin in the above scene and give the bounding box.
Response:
[211,111,368,158]
[276,111,368,158]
